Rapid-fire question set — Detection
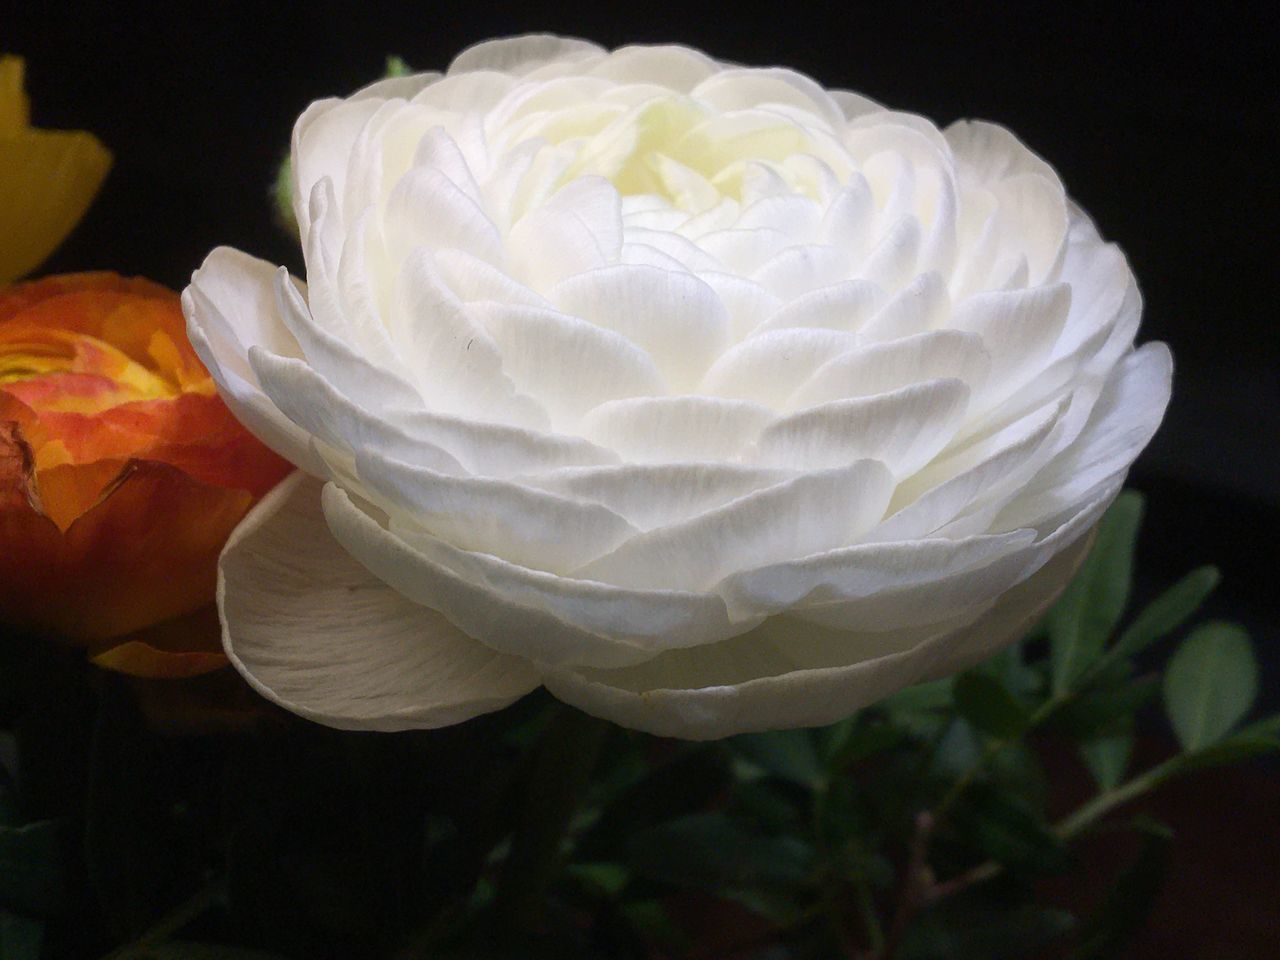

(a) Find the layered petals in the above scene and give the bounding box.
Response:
[1,273,291,676]
[188,35,1172,737]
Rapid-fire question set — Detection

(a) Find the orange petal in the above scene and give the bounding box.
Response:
[0,447,255,641]
[31,456,125,531]
[89,604,228,679]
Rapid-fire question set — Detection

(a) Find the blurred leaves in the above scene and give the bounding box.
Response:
[1,489,1277,959]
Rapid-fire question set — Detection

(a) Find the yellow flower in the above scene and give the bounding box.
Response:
[0,56,112,283]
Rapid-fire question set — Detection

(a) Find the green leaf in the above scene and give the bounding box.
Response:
[1167,734,1280,776]
[0,911,42,960]
[1163,622,1259,750]
[1111,565,1220,661]
[957,786,1069,873]
[953,672,1031,739]
[626,812,815,894]
[1050,491,1144,694]
[0,818,69,917]
[728,729,823,787]
[1081,732,1133,792]
[564,862,629,898]
[828,720,909,771]
[1070,819,1172,959]
[1050,674,1161,741]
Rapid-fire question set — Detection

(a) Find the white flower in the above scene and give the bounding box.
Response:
[184,35,1171,738]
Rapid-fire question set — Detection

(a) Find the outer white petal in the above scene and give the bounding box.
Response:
[448,34,605,76]
[182,248,320,471]
[322,484,744,668]
[995,343,1173,530]
[544,522,1093,738]
[588,45,721,90]
[219,473,540,732]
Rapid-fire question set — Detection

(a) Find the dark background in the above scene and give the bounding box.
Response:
[3,0,1276,675]
[3,2,1278,955]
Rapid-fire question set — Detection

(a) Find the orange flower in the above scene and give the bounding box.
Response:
[0,273,293,676]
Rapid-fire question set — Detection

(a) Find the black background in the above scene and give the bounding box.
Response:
[4,0,1277,698]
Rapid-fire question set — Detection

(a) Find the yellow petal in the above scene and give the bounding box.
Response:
[0,56,30,136]
[0,128,113,283]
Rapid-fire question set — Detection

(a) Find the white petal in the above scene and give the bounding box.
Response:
[588,44,720,90]
[858,216,921,289]
[275,260,425,412]
[697,271,783,341]
[432,247,552,307]
[552,265,730,390]
[545,528,1092,739]
[753,379,970,474]
[752,279,884,336]
[574,460,893,591]
[524,461,791,531]
[350,448,636,572]
[954,282,1071,410]
[874,397,1064,540]
[700,328,858,407]
[291,98,382,239]
[475,302,666,430]
[220,473,540,731]
[789,329,989,410]
[855,271,949,344]
[945,119,1060,190]
[322,483,740,668]
[384,165,506,265]
[580,395,773,462]
[753,244,851,300]
[718,531,1034,618]
[508,176,623,287]
[392,250,545,426]
[449,34,605,76]
[995,343,1172,530]
[182,248,318,471]
[691,68,846,130]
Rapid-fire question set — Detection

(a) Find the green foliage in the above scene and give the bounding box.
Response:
[1069,818,1173,959]
[1050,491,1144,695]
[1163,622,1259,750]
[1,490,1276,959]
[953,672,1031,739]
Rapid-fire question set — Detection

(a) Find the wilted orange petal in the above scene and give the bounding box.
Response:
[0,447,254,641]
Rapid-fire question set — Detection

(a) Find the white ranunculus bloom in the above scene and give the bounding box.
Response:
[184,35,1171,738]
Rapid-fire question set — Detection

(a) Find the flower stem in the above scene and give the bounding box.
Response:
[492,705,609,934]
